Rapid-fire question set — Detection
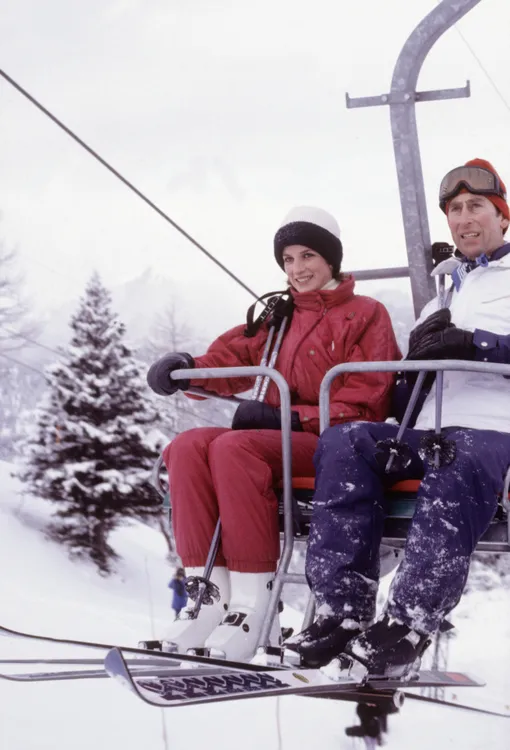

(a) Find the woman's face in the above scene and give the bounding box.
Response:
[282,245,333,292]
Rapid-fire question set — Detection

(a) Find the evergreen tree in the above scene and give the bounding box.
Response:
[20,273,163,574]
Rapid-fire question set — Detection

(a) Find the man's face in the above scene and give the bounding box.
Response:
[447,193,509,259]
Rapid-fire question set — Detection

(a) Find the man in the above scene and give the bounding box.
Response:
[286,158,510,678]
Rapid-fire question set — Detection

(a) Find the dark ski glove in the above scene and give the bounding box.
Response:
[407,326,475,361]
[231,400,303,431]
[146,352,195,396]
[407,308,453,355]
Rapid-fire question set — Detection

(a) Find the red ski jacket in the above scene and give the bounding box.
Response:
[190,276,401,434]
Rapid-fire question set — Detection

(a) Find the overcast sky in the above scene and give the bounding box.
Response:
[1,0,510,333]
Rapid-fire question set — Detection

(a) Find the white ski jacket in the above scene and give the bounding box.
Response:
[413,251,510,434]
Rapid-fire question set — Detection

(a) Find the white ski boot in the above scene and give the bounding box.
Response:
[205,571,281,662]
[162,566,230,653]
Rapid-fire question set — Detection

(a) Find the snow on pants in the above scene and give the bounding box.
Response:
[163,427,319,573]
[306,421,510,634]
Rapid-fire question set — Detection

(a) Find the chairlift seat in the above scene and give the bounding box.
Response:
[275,477,510,553]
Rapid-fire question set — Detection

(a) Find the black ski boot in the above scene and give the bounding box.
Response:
[341,613,432,681]
[284,615,364,667]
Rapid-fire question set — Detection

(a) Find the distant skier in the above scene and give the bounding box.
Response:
[146,206,400,661]
[168,568,187,620]
[287,159,510,677]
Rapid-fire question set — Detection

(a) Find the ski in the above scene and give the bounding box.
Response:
[105,647,358,706]
[0,624,277,673]
[105,647,485,709]
[405,689,510,718]
[0,663,238,683]
[0,623,492,713]
[0,656,178,666]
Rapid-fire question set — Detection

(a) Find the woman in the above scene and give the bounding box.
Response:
[147,206,400,660]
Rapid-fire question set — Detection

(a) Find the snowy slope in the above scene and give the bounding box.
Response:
[0,460,509,750]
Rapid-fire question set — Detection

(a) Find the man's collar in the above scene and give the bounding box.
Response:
[454,242,510,266]
[489,242,510,262]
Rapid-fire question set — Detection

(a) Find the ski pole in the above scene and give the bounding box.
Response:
[187,518,223,617]
[186,313,288,616]
[257,316,289,402]
[252,326,276,401]
[385,242,454,473]
[385,270,447,473]
[433,272,447,468]
[429,242,455,468]
[385,370,428,473]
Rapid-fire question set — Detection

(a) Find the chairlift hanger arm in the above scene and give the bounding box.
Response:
[346,0,483,318]
[390,0,483,317]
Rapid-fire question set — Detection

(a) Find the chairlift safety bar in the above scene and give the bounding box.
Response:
[319,360,510,430]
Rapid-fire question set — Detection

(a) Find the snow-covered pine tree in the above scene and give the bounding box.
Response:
[20,272,163,574]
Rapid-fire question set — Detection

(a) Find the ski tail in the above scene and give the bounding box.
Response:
[405,690,510,718]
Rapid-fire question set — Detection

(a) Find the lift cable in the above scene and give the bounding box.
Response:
[0,68,258,300]
[441,1,510,117]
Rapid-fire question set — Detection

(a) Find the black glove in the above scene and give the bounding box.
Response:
[146,352,195,396]
[407,326,475,361]
[231,400,303,431]
[408,308,453,355]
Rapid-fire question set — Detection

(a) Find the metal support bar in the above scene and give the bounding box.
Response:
[416,82,471,102]
[348,266,410,281]
[301,592,316,632]
[346,82,470,109]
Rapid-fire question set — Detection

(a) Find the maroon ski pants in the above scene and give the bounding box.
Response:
[163,427,319,573]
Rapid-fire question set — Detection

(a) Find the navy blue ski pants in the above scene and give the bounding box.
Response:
[306,421,510,634]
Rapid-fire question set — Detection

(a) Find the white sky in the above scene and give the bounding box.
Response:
[1,0,510,322]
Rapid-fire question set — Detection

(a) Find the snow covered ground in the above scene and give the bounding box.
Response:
[0,459,509,749]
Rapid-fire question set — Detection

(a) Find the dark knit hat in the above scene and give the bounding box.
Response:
[274,206,343,275]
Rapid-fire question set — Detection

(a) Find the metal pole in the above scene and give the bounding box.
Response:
[347,0,483,317]
[389,0,482,315]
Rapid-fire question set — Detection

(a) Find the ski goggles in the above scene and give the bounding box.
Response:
[439,166,507,211]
